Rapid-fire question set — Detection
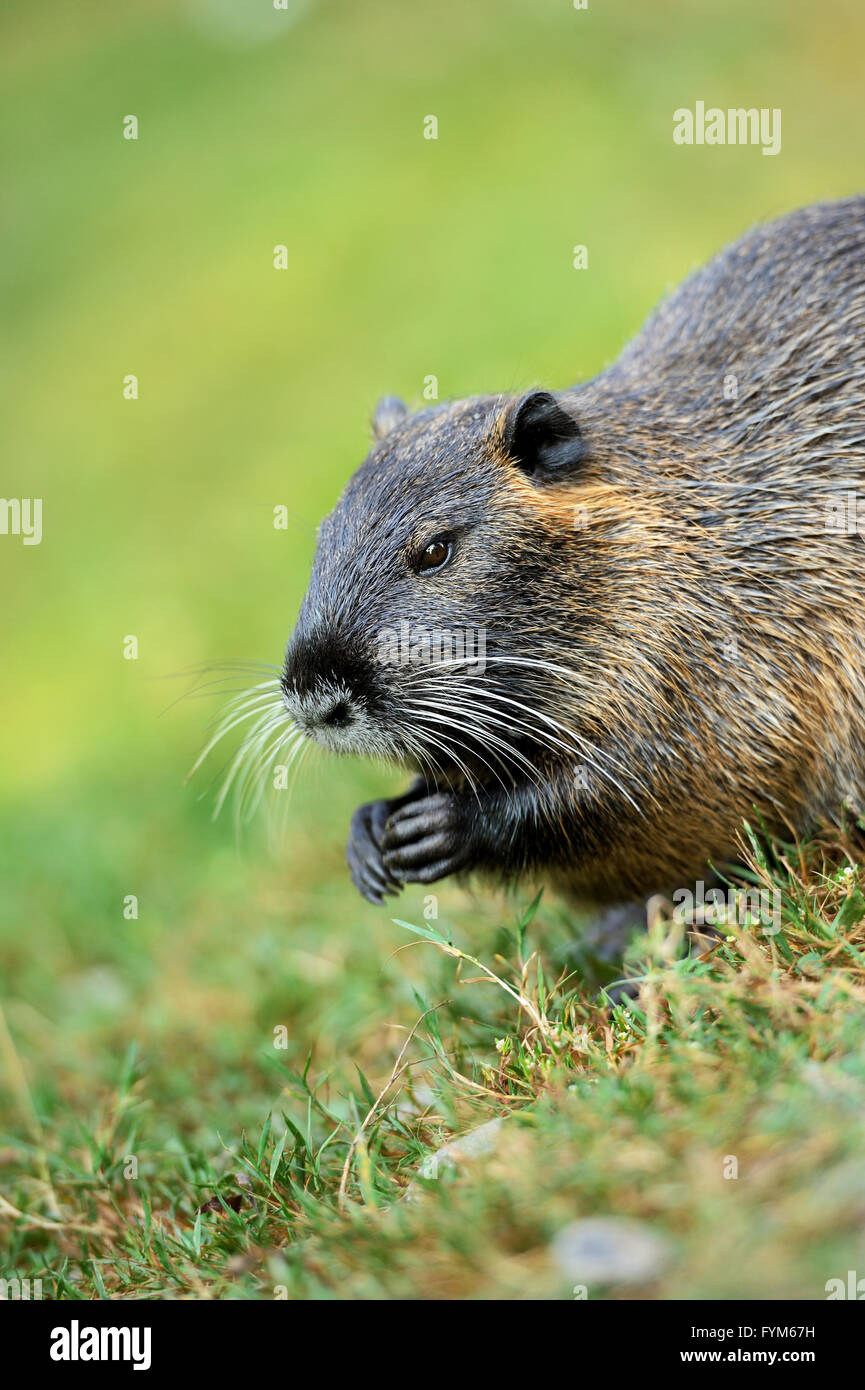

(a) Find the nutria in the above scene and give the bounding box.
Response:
[277,196,865,907]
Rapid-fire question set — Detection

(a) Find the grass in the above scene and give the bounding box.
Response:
[4,821,865,1300]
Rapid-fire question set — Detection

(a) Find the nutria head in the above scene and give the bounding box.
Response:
[279,389,610,788]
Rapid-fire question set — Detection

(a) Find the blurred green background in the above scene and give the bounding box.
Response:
[1,0,863,1279]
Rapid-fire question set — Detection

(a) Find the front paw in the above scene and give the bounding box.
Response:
[380,791,476,885]
[346,800,403,905]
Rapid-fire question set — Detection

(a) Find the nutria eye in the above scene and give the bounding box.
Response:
[417,538,451,573]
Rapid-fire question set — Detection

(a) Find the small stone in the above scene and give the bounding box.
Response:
[439,1117,503,1163]
[405,1118,505,1200]
[550,1217,670,1286]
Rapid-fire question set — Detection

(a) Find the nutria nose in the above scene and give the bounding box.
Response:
[322,699,352,728]
[282,620,351,696]
[281,618,375,735]
[281,679,356,730]
[281,628,357,729]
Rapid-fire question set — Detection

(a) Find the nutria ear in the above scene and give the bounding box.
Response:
[372,396,409,439]
[504,390,585,480]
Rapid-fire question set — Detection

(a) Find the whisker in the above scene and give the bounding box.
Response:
[403,667,644,813]
[403,697,545,790]
[188,690,286,782]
